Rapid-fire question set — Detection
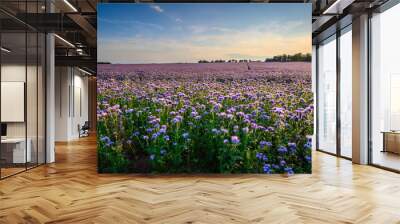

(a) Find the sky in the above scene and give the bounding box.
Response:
[98,3,311,64]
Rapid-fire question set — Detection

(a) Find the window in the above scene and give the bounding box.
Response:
[317,35,337,154]
[370,3,400,171]
[339,26,352,158]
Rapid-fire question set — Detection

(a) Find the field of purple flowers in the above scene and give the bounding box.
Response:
[97,62,313,174]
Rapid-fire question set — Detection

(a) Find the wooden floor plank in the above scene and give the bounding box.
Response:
[0,136,400,223]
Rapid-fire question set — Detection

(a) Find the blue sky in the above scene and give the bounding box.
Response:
[98,3,311,64]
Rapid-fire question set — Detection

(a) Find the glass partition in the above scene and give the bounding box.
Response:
[0,1,46,179]
[317,35,337,154]
[27,30,38,169]
[38,32,45,165]
[1,30,28,177]
[370,3,400,171]
[339,26,352,158]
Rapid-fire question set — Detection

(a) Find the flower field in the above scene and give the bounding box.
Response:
[97,62,313,174]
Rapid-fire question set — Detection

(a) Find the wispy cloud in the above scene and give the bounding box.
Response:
[150,4,163,13]
[98,17,163,30]
[98,23,310,64]
[98,5,311,64]
[187,25,233,34]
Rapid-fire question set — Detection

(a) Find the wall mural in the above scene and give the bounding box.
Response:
[97,3,313,174]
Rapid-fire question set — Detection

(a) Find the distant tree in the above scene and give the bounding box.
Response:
[265,53,311,62]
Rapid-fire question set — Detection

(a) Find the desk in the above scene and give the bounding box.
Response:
[382,131,400,154]
[1,138,31,163]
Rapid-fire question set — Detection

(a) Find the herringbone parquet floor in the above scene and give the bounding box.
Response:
[1,136,400,224]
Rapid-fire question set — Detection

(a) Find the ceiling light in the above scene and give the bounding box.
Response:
[78,67,92,76]
[323,0,341,14]
[1,47,11,53]
[54,34,75,48]
[63,0,78,12]
[323,0,355,15]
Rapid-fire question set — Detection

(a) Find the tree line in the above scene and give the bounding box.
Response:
[198,53,311,63]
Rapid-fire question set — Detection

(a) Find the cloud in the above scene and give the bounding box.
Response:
[175,18,182,23]
[150,4,163,13]
[98,17,163,30]
[98,21,311,64]
[186,25,232,34]
[187,25,208,34]
[98,32,310,64]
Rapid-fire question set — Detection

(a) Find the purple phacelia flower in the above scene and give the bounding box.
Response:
[231,136,240,144]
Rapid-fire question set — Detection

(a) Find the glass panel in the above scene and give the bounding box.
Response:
[27,31,38,169]
[371,4,400,171]
[340,27,352,158]
[26,0,39,169]
[1,30,27,177]
[317,35,337,154]
[38,32,45,165]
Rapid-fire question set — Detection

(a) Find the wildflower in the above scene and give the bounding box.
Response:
[159,128,167,134]
[263,164,271,174]
[212,128,220,135]
[160,149,167,155]
[223,139,229,144]
[304,138,312,149]
[100,136,110,142]
[152,133,159,139]
[231,136,240,144]
[260,141,272,149]
[164,135,170,141]
[272,107,285,114]
[278,146,288,153]
[182,132,189,139]
[288,142,296,152]
[284,167,294,175]
[257,152,268,161]
[100,136,114,147]
[172,115,183,124]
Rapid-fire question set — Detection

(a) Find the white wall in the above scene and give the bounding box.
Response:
[1,63,46,164]
[55,66,89,141]
[55,66,70,141]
